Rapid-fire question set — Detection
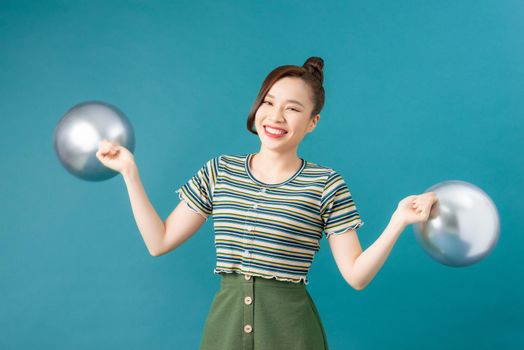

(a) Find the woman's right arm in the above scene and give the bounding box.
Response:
[97,139,205,257]
[122,164,206,257]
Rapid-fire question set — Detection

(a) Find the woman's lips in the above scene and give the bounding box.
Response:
[264,126,288,138]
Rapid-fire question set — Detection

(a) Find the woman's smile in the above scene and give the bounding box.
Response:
[264,125,288,138]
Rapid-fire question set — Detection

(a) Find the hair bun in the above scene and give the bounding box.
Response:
[303,57,324,84]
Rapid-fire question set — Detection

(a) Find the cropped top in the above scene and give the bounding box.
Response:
[175,153,364,285]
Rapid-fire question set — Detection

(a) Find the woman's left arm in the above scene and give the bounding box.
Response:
[328,192,438,291]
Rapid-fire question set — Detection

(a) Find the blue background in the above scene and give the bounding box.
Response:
[1,0,523,349]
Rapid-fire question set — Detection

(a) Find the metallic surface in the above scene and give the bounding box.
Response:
[414,180,500,267]
[53,101,135,181]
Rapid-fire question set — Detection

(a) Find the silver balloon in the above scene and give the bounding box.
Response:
[53,101,135,181]
[414,180,500,267]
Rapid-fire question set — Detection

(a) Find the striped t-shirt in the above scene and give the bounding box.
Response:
[175,153,364,285]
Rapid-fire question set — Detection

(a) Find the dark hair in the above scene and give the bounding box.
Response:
[246,57,325,135]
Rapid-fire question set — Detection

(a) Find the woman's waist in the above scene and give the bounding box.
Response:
[219,271,306,289]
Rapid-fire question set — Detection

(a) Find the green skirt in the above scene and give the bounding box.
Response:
[199,272,329,350]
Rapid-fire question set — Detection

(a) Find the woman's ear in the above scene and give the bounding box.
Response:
[308,114,320,132]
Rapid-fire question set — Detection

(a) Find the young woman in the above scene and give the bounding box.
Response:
[96,56,438,350]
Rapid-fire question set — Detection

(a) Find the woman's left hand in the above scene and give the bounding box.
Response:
[393,192,440,226]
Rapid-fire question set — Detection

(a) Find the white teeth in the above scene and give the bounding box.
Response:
[265,126,287,135]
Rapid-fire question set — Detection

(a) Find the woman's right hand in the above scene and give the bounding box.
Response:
[96,139,136,174]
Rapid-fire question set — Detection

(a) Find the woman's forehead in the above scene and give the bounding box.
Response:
[267,77,310,102]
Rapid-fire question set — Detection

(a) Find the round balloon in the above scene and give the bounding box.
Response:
[413,180,500,267]
[53,101,135,181]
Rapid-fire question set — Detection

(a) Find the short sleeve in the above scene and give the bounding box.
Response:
[175,156,221,221]
[320,170,364,238]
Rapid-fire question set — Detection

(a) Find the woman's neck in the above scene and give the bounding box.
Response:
[250,149,302,184]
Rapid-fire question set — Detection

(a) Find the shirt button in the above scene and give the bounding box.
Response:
[260,188,266,193]
[244,296,253,305]
[244,324,253,333]
[253,204,258,209]
[247,226,253,232]
[244,250,249,255]
[244,274,251,280]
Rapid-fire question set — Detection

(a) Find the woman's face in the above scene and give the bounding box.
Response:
[254,76,320,153]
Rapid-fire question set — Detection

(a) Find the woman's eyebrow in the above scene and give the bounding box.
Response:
[266,94,305,107]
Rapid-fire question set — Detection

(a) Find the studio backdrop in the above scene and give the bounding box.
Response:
[1,1,523,349]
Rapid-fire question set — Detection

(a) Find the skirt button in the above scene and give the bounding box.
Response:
[244,274,251,280]
[244,324,253,333]
[244,296,252,305]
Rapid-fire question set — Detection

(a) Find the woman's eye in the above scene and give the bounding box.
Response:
[261,100,298,112]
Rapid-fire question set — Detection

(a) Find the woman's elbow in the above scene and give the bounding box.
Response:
[149,248,165,257]
[352,282,366,291]
[346,275,366,291]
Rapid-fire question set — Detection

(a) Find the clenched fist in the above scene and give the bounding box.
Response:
[96,139,135,174]
[393,192,440,226]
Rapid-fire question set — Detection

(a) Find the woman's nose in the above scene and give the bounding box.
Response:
[267,110,285,122]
